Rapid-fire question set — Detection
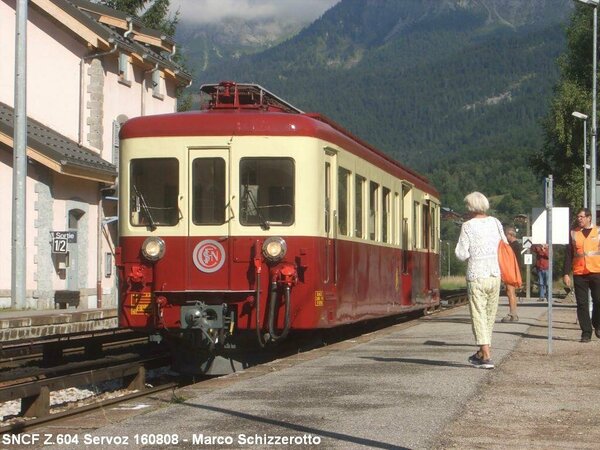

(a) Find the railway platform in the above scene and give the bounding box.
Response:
[29,297,600,449]
[0,307,117,342]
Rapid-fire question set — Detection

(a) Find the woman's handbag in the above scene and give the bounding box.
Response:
[497,221,523,287]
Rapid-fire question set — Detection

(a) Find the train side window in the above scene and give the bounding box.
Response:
[413,201,420,248]
[239,158,294,226]
[325,162,331,234]
[338,167,350,236]
[422,203,430,249]
[355,175,365,238]
[369,181,379,241]
[382,187,391,243]
[394,192,401,245]
[430,203,438,251]
[192,158,226,225]
[130,158,179,227]
[402,184,412,250]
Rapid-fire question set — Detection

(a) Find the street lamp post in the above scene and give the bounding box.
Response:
[573,111,589,208]
[446,241,450,277]
[575,0,598,223]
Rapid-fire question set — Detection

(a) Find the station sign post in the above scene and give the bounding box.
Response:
[51,231,77,254]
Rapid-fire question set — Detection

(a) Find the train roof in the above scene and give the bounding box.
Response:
[120,82,438,197]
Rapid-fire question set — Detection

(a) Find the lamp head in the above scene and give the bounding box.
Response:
[572,111,589,120]
[575,0,600,6]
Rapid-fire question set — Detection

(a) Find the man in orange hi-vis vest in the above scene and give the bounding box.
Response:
[563,207,600,343]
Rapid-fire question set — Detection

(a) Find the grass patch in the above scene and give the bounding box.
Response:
[441,276,466,290]
[170,390,186,404]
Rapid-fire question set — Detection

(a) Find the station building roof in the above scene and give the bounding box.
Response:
[0,102,117,183]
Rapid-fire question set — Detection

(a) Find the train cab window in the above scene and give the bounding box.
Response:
[130,158,179,227]
[355,175,365,238]
[338,168,350,236]
[382,187,391,243]
[369,182,379,241]
[192,158,225,225]
[239,158,294,226]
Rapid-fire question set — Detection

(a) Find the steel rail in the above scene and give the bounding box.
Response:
[0,382,178,435]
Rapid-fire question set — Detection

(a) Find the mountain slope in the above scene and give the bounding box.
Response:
[194,0,573,215]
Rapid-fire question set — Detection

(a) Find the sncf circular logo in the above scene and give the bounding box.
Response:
[193,240,226,273]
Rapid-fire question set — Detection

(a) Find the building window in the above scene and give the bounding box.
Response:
[118,52,131,86]
[152,70,163,99]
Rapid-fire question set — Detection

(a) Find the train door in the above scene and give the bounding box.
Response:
[427,201,439,292]
[187,148,231,290]
[422,202,431,291]
[324,149,338,296]
[66,208,84,291]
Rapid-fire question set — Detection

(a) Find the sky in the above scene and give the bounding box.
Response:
[170,0,341,24]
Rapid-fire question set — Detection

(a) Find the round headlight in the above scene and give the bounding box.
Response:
[142,237,165,261]
[262,237,287,263]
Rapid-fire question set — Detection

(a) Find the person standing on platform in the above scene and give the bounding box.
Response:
[532,244,549,301]
[455,191,506,369]
[563,208,600,343]
[501,226,522,323]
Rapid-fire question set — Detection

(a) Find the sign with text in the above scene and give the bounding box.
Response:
[531,207,569,245]
[51,231,77,254]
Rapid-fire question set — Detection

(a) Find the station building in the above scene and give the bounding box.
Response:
[0,0,192,309]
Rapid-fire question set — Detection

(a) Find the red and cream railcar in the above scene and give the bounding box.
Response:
[116,82,440,374]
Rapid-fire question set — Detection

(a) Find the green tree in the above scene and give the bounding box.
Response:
[102,0,178,36]
[533,5,593,209]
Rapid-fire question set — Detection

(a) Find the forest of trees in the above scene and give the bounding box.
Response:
[197,2,569,221]
[110,0,593,276]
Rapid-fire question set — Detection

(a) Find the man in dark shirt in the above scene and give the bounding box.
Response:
[532,244,549,301]
[501,226,522,322]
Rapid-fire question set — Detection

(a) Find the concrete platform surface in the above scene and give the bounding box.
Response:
[0,308,117,341]
[31,297,600,449]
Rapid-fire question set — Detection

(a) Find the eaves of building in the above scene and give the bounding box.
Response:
[0,102,117,184]
[31,0,192,85]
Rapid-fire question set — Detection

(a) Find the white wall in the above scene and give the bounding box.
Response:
[0,0,184,308]
[1,0,85,142]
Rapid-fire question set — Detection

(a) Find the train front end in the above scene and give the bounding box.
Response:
[116,84,327,374]
[116,82,441,375]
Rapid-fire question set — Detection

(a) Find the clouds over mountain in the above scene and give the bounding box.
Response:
[173,0,340,24]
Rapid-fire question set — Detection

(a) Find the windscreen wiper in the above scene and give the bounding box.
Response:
[133,184,157,231]
[242,185,270,230]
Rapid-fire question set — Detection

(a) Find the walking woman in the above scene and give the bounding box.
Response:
[455,192,507,369]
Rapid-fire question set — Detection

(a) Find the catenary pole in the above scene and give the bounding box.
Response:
[545,176,554,355]
[592,6,597,224]
[12,0,27,309]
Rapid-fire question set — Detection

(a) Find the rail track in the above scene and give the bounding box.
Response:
[0,328,146,365]
[0,291,468,435]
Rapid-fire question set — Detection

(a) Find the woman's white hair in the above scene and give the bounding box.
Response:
[464,191,489,213]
